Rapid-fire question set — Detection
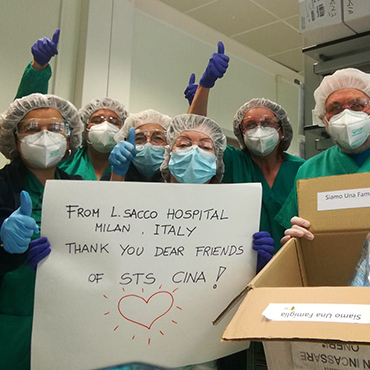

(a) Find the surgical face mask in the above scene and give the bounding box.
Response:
[20,130,67,169]
[169,146,217,184]
[132,143,165,178]
[328,109,370,150]
[88,121,119,153]
[243,126,280,156]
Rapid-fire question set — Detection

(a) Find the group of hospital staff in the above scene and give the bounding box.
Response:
[1,28,370,370]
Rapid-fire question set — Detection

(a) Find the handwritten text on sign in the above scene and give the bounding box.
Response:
[32,181,262,370]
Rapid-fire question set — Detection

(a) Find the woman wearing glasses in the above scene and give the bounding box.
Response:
[222,98,304,252]
[161,113,226,186]
[189,98,304,370]
[109,109,171,182]
[0,93,83,370]
[59,97,129,180]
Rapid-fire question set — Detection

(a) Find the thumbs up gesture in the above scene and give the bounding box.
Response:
[31,28,60,67]
[0,191,39,254]
[109,127,136,176]
[199,41,230,88]
[184,73,199,105]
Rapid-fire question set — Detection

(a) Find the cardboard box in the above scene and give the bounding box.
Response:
[343,0,370,34]
[299,0,356,44]
[222,172,370,370]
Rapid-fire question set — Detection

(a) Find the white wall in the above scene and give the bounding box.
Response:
[0,0,303,169]
[0,0,82,168]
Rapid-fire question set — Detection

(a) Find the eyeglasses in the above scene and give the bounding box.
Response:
[135,130,167,146]
[240,116,280,134]
[173,137,215,152]
[16,118,70,138]
[325,98,370,116]
[89,115,122,127]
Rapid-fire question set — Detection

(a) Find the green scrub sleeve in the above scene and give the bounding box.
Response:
[14,62,51,99]
[274,184,299,230]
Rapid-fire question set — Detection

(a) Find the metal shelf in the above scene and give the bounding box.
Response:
[303,31,370,75]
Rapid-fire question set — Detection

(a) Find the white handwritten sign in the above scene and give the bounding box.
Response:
[317,187,370,211]
[292,342,370,370]
[262,303,370,324]
[32,181,262,370]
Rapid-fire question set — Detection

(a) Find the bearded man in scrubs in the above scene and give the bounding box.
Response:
[280,68,370,243]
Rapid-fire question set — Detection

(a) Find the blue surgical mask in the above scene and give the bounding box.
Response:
[169,146,217,184]
[132,143,165,178]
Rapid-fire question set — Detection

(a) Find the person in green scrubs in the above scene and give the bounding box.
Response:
[220,99,304,370]
[59,97,129,180]
[0,93,83,370]
[186,42,304,370]
[222,98,304,252]
[15,29,60,99]
[161,114,227,370]
[280,68,370,243]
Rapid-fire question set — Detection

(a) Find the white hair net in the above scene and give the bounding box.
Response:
[115,109,171,142]
[233,98,293,152]
[79,97,129,128]
[160,114,227,183]
[0,93,83,160]
[313,68,370,121]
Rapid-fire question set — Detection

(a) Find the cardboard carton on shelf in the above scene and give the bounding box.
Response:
[343,0,370,34]
[222,172,370,370]
[299,0,355,44]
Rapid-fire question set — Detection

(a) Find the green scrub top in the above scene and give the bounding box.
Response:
[15,62,51,99]
[58,146,111,180]
[222,145,305,253]
[0,170,57,370]
[276,145,370,230]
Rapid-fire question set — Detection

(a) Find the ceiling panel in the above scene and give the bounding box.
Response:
[234,21,303,57]
[157,0,304,73]
[270,48,304,73]
[158,0,217,13]
[284,15,300,31]
[187,0,278,37]
[251,0,299,19]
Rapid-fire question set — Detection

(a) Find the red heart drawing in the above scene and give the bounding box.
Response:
[117,291,174,330]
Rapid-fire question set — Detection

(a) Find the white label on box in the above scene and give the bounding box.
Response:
[262,303,370,324]
[291,341,370,370]
[304,0,326,24]
[317,187,370,211]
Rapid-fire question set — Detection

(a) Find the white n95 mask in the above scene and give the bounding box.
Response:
[88,121,120,153]
[328,109,370,150]
[20,130,67,169]
[243,126,280,156]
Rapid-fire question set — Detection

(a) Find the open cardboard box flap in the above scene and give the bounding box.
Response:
[222,172,370,344]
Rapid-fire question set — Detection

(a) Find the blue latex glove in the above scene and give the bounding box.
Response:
[184,73,198,105]
[0,191,39,254]
[199,41,230,88]
[31,28,60,66]
[27,237,51,270]
[109,127,136,176]
[252,231,274,273]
